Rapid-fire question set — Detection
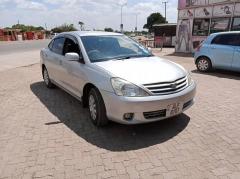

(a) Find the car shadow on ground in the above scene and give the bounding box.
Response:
[164,52,194,58]
[30,82,190,151]
[191,69,240,80]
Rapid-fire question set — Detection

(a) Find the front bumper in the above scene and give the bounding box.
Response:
[101,81,196,124]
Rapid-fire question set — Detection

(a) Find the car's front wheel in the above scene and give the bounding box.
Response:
[88,88,108,126]
[196,57,212,72]
[43,67,55,88]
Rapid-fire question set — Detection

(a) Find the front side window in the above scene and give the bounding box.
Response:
[63,38,80,55]
[52,37,65,55]
[232,17,240,31]
[193,18,210,36]
[211,34,240,46]
[210,18,230,33]
[81,35,152,63]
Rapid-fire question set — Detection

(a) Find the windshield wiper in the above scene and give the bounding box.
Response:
[114,55,153,60]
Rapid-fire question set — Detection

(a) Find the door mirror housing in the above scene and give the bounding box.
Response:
[147,47,152,53]
[65,52,80,62]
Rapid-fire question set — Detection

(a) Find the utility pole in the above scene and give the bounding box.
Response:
[120,2,127,33]
[162,1,168,22]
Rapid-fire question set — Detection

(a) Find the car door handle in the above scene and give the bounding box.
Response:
[237,48,240,52]
[211,47,216,49]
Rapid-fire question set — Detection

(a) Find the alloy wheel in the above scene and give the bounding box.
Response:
[89,95,97,121]
[198,59,209,71]
[43,68,49,85]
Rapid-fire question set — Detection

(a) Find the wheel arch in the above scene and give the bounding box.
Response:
[41,64,46,77]
[82,83,97,108]
[196,55,212,66]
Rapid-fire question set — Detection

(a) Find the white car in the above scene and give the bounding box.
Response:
[40,31,196,126]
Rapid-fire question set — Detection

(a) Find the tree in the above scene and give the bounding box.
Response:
[143,13,167,32]
[78,21,84,31]
[9,24,45,32]
[104,27,114,32]
[51,24,77,33]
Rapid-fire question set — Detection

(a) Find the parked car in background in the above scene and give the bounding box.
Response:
[194,31,240,72]
[40,31,196,126]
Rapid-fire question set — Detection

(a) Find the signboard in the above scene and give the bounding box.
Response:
[178,0,187,9]
[195,6,213,18]
[188,0,207,6]
[179,9,194,19]
[235,3,240,16]
[213,4,234,17]
[209,0,232,4]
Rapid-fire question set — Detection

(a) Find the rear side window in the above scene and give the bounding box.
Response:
[52,37,65,55]
[211,34,240,46]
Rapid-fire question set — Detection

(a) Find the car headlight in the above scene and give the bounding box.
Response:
[111,78,149,97]
[187,72,193,86]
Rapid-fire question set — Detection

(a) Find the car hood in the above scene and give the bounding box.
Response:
[94,56,187,85]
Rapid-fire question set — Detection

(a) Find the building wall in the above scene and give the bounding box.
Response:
[176,0,240,53]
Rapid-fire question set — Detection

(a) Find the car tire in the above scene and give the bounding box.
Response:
[88,88,108,126]
[196,57,212,72]
[43,67,55,88]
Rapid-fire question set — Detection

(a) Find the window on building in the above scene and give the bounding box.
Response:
[210,18,230,33]
[193,19,210,36]
[232,17,240,31]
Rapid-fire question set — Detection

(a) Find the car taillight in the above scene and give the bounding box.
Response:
[196,44,202,52]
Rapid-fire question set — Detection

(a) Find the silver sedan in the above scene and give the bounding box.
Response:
[40,31,196,126]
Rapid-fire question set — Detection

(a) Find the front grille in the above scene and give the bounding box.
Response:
[143,109,166,119]
[143,76,188,95]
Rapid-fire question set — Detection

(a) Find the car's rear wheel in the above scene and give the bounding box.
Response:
[43,67,55,88]
[88,88,108,126]
[196,57,212,72]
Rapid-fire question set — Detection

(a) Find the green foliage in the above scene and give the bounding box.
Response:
[51,24,77,33]
[104,27,114,32]
[143,13,167,32]
[6,24,44,32]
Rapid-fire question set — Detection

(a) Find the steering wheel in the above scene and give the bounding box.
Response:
[88,50,101,59]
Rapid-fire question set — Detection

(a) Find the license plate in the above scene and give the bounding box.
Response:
[166,102,182,117]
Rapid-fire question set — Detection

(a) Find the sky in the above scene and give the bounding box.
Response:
[0,0,178,31]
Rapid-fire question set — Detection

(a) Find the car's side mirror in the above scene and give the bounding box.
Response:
[65,52,80,62]
[147,47,152,53]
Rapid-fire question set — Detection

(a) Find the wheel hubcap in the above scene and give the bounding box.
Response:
[198,59,209,71]
[89,95,97,120]
[43,69,49,85]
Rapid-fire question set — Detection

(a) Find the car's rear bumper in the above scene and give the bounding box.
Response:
[101,81,196,124]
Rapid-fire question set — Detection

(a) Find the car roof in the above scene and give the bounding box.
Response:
[210,31,240,36]
[58,31,123,37]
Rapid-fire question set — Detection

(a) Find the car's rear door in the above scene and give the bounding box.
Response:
[210,34,235,70]
[47,37,66,85]
[231,34,240,72]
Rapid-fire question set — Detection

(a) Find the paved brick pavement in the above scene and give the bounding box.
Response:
[0,48,240,179]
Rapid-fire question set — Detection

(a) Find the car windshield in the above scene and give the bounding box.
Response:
[81,35,152,62]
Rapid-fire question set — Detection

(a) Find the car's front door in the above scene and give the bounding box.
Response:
[231,34,240,71]
[210,34,235,70]
[61,36,86,97]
